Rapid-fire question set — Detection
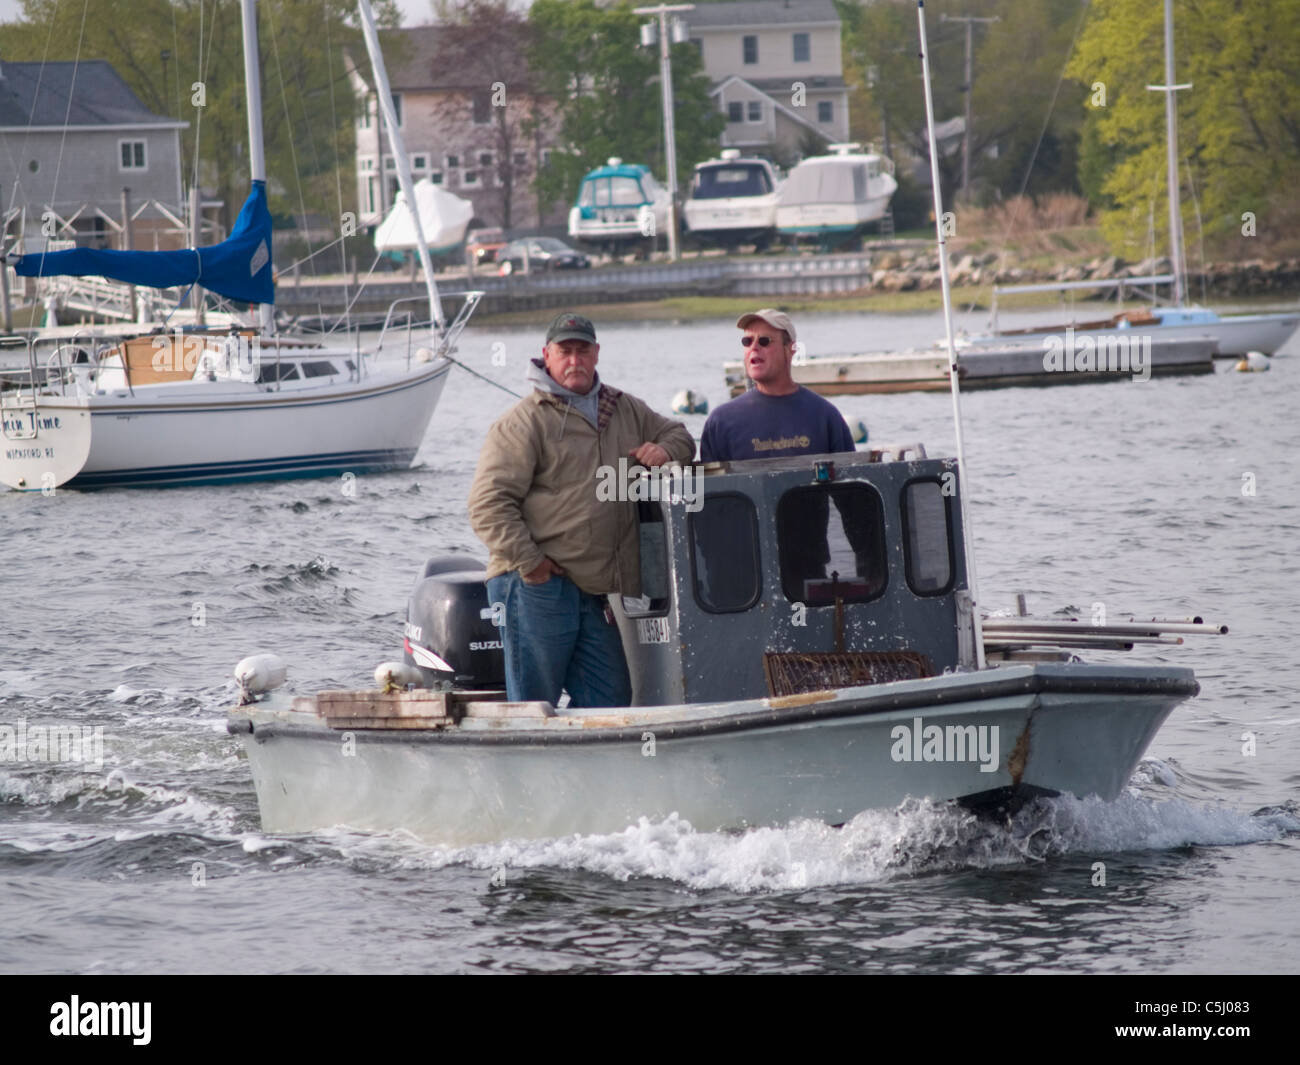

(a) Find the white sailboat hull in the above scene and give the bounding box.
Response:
[1,360,450,489]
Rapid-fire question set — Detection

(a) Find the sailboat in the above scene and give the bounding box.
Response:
[962,0,1298,357]
[0,0,477,491]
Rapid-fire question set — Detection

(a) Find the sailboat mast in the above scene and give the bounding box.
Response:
[358,0,446,333]
[241,0,275,333]
[1159,0,1186,306]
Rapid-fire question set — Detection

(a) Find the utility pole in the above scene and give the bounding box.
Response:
[941,13,998,203]
[635,4,693,262]
[1147,0,1190,306]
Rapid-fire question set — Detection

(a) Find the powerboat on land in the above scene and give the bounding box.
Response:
[682,150,782,249]
[228,446,1215,845]
[775,144,897,247]
[568,158,671,253]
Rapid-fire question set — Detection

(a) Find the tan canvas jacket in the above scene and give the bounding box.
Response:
[467,382,696,596]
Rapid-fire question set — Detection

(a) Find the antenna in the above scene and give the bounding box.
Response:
[916,0,985,669]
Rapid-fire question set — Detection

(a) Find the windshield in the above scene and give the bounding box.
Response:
[692,164,772,200]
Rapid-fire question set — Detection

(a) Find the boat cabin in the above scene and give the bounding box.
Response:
[612,447,975,705]
[568,158,668,246]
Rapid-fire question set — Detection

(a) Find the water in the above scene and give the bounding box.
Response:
[2,305,1298,974]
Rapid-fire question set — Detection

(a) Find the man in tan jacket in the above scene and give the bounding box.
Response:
[468,312,695,707]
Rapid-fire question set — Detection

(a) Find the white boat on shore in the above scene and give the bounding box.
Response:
[0,0,477,492]
[775,144,897,245]
[682,151,782,249]
[227,445,1216,844]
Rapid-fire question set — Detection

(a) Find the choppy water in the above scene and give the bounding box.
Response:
[2,304,1298,974]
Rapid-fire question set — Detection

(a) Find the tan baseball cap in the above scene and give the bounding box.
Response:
[736,308,795,344]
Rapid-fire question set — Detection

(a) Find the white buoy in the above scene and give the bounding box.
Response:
[415,346,435,363]
[1234,351,1270,373]
[374,661,424,692]
[234,654,287,704]
[671,388,709,414]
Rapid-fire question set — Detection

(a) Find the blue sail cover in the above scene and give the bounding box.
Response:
[14,181,275,305]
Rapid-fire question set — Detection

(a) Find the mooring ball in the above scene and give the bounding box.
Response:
[1235,352,1269,373]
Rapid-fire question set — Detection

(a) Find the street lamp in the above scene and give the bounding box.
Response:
[635,4,692,262]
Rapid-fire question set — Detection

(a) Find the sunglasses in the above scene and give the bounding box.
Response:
[741,335,780,348]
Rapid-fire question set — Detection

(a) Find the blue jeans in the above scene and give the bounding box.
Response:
[484,572,632,708]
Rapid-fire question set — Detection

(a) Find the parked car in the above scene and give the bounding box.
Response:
[497,237,591,273]
[465,227,507,266]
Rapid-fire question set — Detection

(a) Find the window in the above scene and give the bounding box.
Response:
[793,32,810,62]
[445,154,460,169]
[901,480,955,595]
[390,92,403,127]
[747,100,762,123]
[690,493,761,613]
[776,484,887,605]
[412,154,428,171]
[366,177,376,214]
[817,100,833,124]
[300,361,340,378]
[384,157,396,171]
[742,35,757,64]
[119,140,146,170]
[463,170,480,186]
[358,100,371,129]
[256,362,300,384]
[478,151,494,168]
[429,171,444,185]
[387,177,399,202]
[621,503,671,617]
[692,165,772,199]
[513,150,527,169]
[472,90,491,125]
[727,101,743,123]
[359,157,375,172]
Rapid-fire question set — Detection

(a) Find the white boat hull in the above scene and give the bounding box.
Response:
[967,311,1300,357]
[1,360,450,489]
[230,664,1196,845]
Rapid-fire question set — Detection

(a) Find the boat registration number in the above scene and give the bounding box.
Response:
[636,617,671,644]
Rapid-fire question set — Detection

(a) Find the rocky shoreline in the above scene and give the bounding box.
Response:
[867,249,1300,299]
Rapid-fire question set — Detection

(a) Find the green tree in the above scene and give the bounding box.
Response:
[1070,0,1300,255]
[0,0,401,238]
[527,0,724,213]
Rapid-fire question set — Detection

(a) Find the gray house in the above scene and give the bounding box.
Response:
[0,59,187,247]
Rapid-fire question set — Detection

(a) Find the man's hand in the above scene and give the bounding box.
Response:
[522,557,565,584]
[629,442,671,467]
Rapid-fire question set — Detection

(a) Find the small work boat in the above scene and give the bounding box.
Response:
[682,150,782,249]
[775,144,897,247]
[228,445,1216,845]
[567,158,671,254]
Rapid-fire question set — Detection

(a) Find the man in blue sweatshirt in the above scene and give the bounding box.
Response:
[699,309,857,462]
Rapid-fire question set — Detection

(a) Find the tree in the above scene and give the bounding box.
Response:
[1070,0,1300,255]
[526,0,724,214]
[0,0,402,238]
[426,0,543,230]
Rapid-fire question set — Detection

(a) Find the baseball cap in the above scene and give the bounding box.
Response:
[737,308,796,344]
[546,312,597,344]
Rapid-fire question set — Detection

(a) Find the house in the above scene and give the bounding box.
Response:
[0,59,187,247]
[347,26,564,235]
[685,0,850,164]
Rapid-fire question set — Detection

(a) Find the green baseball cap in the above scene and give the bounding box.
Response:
[546,312,597,344]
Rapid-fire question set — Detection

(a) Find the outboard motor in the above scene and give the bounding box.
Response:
[403,556,505,689]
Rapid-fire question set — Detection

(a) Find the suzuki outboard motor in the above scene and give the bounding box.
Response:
[403,556,505,689]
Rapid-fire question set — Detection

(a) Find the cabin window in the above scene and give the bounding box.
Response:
[119,141,146,171]
[255,362,300,384]
[689,493,761,613]
[901,479,955,595]
[727,101,743,123]
[693,165,772,199]
[776,484,887,606]
[621,502,671,618]
[300,361,339,378]
[742,35,758,65]
[793,33,810,62]
[818,101,833,124]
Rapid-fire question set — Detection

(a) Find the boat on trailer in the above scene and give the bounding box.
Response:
[228,445,1216,845]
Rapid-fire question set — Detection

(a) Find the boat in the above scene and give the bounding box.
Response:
[227,444,1216,844]
[223,4,1218,847]
[681,150,782,249]
[0,0,478,491]
[961,0,1299,358]
[774,143,897,247]
[723,334,1219,397]
[567,158,671,252]
[373,178,475,257]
